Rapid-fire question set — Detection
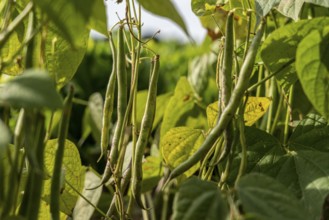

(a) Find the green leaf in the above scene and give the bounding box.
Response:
[0,69,63,110]
[161,77,196,137]
[161,127,205,178]
[88,0,108,36]
[43,139,85,215]
[44,25,89,87]
[289,113,328,142]
[33,0,92,47]
[274,150,329,219]
[255,0,280,17]
[237,173,309,220]
[73,170,103,220]
[0,119,10,150]
[172,177,228,220]
[141,156,163,193]
[255,0,329,20]
[243,123,329,220]
[227,127,285,184]
[296,27,329,119]
[261,17,329,91]
[137,0,189,36]
[136,91,172,130]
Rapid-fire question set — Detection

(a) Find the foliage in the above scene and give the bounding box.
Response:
[0,0,329,219]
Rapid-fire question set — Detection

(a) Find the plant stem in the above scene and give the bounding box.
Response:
[50,86,74,220]
[283,84,294,146]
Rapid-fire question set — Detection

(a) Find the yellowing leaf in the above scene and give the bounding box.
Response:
[43,139,85,215]
[161,127,205,178]
[244,97,272,126]
[206,96,272,128]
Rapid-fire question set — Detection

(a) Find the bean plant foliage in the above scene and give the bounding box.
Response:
[0,0,329,219]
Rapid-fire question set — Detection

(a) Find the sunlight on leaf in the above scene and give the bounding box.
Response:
[161,127,205,178]
[43,139,85,215]
[261,17,329,91]
[206,96,272,128]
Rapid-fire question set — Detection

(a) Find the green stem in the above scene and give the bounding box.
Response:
[270,87,283,135]
[50,86,74,220]
[235,99,248,185]
[283,84,294,146]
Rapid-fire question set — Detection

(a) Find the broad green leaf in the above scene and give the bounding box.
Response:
[43,139,85,215]
[141,156,163,193]
[206,96,271,128]
[33,0,92,47]
[273,150,329,219]
[161,77,196,137]
[136,91,172,130]
[278,0,329,20]
[227,127,285,184]
[242,123,329,219]
[88,0,108,36]
[289,114,328,141]
[137,0,189,36]
[255,0,280,17]
[44,26,89,87]
[73,170,103,220]
[261,17,329,91]
[162,127,205,178]
[255,0,329,20]
[296,27,329,119]
[237,173,309,220]
[0,69,63,110]
[173,177,228,220]
[0,119,10,150]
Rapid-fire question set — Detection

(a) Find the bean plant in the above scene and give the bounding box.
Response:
[0,0,329,220]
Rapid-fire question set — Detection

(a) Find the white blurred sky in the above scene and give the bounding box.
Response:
[104,0,207,43]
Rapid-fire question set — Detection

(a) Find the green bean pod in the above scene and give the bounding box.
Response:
[96,25,127,188]
[132,55,160,209]
[166,19,266,184]
[109,24,127,167]
[98,32,117,162]
[219,11,235,164]
[50,86,74,220]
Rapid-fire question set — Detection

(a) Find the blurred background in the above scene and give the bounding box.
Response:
[103,0,206,43]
